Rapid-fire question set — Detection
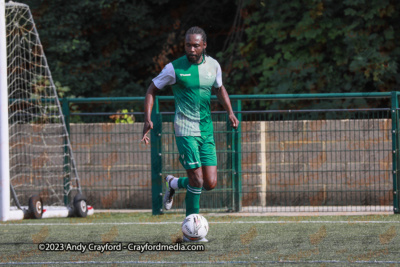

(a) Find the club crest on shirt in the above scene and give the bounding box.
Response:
[206,71,214,79]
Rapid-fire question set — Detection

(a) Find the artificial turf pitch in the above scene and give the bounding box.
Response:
[0,212,399,265]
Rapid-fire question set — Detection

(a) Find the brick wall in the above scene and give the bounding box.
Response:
[71,123,152,209]
[240,119,393,208]
[31,119,393,209]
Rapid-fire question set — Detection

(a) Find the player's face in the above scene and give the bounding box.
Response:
[185,34,206,64]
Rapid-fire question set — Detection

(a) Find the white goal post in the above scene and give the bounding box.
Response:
[0,0,10,221]
[0,1,93,221]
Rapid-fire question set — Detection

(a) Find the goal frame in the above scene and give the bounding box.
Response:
[0,1,93,221]
[0,0,11,221]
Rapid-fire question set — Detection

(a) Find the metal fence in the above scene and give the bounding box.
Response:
[61,92,400,214]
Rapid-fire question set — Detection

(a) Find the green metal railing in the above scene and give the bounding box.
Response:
[60,92,400,214]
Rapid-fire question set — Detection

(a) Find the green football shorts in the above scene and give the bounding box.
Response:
[175,135,217,170]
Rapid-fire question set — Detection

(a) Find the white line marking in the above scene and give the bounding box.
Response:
[1,220,400,226]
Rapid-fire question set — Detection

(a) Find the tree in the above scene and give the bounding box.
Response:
[26,0,172,98]
[220,0,400,107]
[21,0,236,99]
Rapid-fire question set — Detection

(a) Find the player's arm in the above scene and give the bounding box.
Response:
[141,82,160,144]
[215,85,239,129]
[142,63,175,144]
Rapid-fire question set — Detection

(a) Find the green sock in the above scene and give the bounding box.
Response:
[178,177,189,189]
[185,185,201,216]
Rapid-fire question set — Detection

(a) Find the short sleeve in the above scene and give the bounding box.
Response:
[213,61,223,88]
[152,63,176,90]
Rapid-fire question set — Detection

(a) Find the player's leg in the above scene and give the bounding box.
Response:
[163,174,189,210]
[182,167,209,242]
[202,165,217,190]
[172,166,216,192]
[185,167,203,216]
[164,136,202,210]
[179,136,211,242]
[180,135,216,215]
[200,134,218,191]
[164,171,204,212]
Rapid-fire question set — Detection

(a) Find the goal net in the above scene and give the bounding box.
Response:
[1,1,91,220]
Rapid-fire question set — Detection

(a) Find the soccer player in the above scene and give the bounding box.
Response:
[141,26,239,241]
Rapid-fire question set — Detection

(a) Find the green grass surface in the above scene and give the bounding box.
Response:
[0,213,399,266]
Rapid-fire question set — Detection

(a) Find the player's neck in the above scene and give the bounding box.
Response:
[191,54,206,65]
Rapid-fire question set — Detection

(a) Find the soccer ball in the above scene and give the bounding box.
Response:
[181,214,209,241]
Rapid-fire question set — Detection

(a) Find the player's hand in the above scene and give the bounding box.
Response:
[141,120,153,145]
[229,113,239,129]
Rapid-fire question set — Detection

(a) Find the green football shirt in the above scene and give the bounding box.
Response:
[152,55,223,136]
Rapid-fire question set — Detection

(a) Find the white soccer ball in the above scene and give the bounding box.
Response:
[181,214,209,241]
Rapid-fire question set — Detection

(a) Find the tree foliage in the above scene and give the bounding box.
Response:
[17,0,400,105]
[26,0,172,98]
[220,0,400,101]
[22,0,235,98]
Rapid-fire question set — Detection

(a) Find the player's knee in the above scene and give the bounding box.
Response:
[203,177,217,191]
[203,183,215,191]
